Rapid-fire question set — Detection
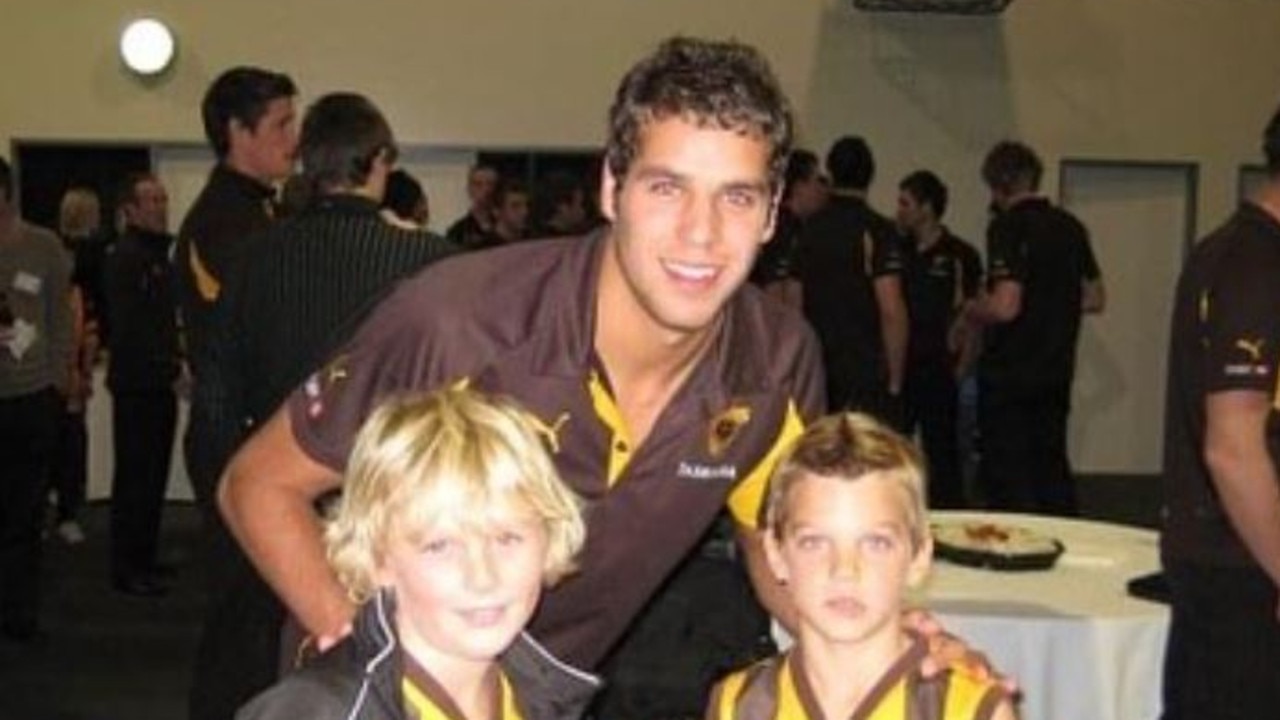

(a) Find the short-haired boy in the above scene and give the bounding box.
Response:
[237,388,598,720]
[707,413,1015,720]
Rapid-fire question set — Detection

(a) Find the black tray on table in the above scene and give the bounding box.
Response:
[933,537,1065,572]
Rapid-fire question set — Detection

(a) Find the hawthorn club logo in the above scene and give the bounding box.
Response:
[707,403,751,459]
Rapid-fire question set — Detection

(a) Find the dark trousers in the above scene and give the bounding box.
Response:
[977,381,1077,516]
[1162,561,1280,720]
[184,391,285,720]
[188,531,285,720]
[0,387,60,631]
[904,361,964,509]
[51,408,88,522]
[109,389,176,581]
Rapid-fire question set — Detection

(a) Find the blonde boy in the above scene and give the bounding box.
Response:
[237,388,598,720]
[707,413,1014,720]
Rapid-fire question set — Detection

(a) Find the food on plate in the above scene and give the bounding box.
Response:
[931,520,1064,570]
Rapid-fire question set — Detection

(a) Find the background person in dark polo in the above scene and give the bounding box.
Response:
[793,135,909,428]
[896,170,982,509]
[218,37,993,719]
[175,66,298,720]
[748,148,827,309]
[445,163,498,249]
[1160,105,1280,720]
[961,140,1105,516]
[102,172,180,598]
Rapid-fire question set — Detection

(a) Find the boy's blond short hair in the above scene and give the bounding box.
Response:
[325,387,586,603]
[766,412,928,550]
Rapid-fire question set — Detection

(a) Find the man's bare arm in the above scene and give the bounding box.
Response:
[873,274,909,395]
[1081,277,1106,314]
[967,280,1022,327]
[217,407,356,642]
[1204,390,1280,591]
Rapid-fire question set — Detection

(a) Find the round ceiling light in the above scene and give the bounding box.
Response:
[120,18,176,76]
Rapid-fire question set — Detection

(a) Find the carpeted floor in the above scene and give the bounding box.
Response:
[0,501,205,720]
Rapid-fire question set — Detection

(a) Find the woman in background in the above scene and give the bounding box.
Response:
[51,187,104,544]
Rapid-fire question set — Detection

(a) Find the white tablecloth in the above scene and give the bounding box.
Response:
[921,511,1168,720]
[86,366,193,501]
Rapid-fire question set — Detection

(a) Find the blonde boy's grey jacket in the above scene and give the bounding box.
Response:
[235,593,601,720]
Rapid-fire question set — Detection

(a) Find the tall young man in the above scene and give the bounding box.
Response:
[176,66,298,720]
[103,173,180,598]
[963,141,1104,516]
[896,170,981,508]
[220,38,992,713]
[1160,104,1280,719]
[794,136,909,427]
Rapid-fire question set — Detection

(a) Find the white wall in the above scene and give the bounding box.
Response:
[6,0,1280,474]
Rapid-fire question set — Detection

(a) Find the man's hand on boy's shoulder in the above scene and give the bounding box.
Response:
[903,607,1020,696]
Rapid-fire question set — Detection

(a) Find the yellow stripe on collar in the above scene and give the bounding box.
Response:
[588,370,632,486]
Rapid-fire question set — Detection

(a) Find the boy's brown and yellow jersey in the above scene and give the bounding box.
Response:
[288,233,825,671]
[707,637,1004,720]
[401,652,524,720]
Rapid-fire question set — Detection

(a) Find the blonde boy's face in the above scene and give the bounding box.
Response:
[376,495,549,670]
[765,472,931,649]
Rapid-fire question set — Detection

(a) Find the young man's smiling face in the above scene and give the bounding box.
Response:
[600,116,778,342]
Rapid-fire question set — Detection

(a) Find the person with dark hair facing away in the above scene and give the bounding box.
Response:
[0,155,73,643]
[177,65,299,720]
[445,163,498,249]
[219,36,1001,720]
[102,172,180,598]
[749,148,827,307]
[379,168,430,230]
[794,135,909,428]
[204,92,457,718]
[473,176,530,248]
[896,170,982,509]
[1159,104,1280,720]
[958,140,1104,516]
[530,169,590,239]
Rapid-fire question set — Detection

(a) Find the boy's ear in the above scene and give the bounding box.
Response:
[907,534,933,588]
[599,163,619,223]
[763,529,790,584]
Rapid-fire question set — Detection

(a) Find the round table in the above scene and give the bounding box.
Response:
[920,511,1168,720]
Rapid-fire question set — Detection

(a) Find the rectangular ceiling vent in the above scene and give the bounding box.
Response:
[852,0,1014,15]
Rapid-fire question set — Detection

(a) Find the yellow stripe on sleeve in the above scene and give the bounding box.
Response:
[188,242,221,302]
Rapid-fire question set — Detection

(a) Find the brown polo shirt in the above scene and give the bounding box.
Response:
[1162,202,1280,567]
[288,232,825,669]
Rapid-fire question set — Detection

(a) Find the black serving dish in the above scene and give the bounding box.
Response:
[933,537,1066,572]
